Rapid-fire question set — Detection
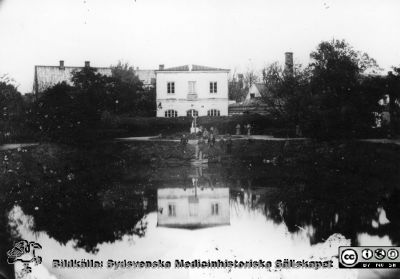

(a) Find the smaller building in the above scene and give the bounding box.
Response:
[134,67,156,89]
[229,52,294,116]
[245,83,266,102]
[229,83,270,115]
[157,186,230,229]
[33,61,112,96]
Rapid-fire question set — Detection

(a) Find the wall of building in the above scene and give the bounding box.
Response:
[135,69,156,88]
[156,71,229,117]
[157,98,228,117]
[228,103,271,116]
[34,66,112,94]
[157,187,230,228]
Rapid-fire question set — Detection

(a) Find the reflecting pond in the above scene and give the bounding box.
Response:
[1,140,400,279]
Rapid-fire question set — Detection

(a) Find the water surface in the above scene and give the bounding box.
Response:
[1,141,399,279]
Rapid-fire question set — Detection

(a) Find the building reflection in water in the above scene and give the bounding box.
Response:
[157,166,230,229]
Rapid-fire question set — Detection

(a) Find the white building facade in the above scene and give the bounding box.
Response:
[156,64,230,117]
[157,187,230,229]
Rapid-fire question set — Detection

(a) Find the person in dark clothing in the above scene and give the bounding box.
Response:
[180,134,188,146]
[203,128,209,139]
[209,133,215,147]
[226,135,232,154]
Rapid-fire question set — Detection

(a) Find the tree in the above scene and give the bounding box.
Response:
[110,61,155,116]
[31,82,92,142]
[228,71,247,102]
[32,62,156,143]
[358,74,387,129]
[307,39,380,138]
[111,61,140,85]
[0,79,24,121]
[261,62,283,109]
[261,62,311,130]
[260,39,383,138]
[386,67,400,135]
[244,69,258,90]
[32,67,118,143]
[0,77,25,142]
[71,67,117,118]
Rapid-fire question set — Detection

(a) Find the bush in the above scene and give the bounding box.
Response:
[117,114,289,137]
[119,117,192,136]
[0,119,38,143]
[197,115,287,135]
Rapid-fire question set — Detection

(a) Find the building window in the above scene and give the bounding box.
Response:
[168,204,176,217]
[211,203,219,216]
[207,109,220,117]
[167,82,175,94]
[189,203,198,216]
[165,110,178,117]
[188,81,196,94]
[210,82,217,93]
[187,109,198,117]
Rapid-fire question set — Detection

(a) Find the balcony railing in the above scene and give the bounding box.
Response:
[187,93,198,100]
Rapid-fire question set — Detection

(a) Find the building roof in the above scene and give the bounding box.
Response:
[163,65,190,71]
[158,64,229,72]
[192,64,229,71]
[254,83,266,93]
[243,83,268,104]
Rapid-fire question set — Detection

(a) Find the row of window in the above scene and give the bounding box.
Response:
[165,110,178,117]
[165,109,220,117]
[187,109,198,117]
[167,81,218,94]
[167,203,219,217]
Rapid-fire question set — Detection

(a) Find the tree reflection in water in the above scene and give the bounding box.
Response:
[1,140,399,255]
[1,143,155,253]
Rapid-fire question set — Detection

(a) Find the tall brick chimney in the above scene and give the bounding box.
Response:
[59,60,65,69]
[159,64,164,70]
[284,52,293,75]
[85,61,90,68]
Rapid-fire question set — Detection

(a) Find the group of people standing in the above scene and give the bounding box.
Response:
[200,126,218,146]
[179,127,233,160]
[236,123,252,136]
[180,123,253,160]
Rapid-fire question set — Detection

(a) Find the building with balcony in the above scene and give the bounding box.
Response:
[156,64,230,117]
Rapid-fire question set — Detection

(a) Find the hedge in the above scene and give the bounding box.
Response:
[117,114,291,137]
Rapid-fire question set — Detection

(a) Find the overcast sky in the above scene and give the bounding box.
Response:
[0,0,399,93]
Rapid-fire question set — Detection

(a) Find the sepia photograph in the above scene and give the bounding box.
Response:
[0,0,400,278]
